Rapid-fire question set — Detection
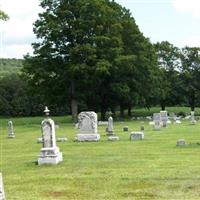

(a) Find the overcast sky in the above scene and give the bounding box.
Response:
[1,0,200,58]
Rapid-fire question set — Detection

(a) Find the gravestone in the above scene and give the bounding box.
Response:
[130,132,144,140]
[57,137,67,142]
[123,126,128,132]
[140,121,144,131]
[107,116,114,135]
[8,121,15,138]
[160,111,168,127]
[38,107,63,165]
[108,135,119,141]
[76,111,100,141]
[153,113,161,130]
[190,111,196,125]
[176,139,185,146]
[0,173,5,200]
[37,138,43,143]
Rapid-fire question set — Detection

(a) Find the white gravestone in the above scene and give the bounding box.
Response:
[160,111,168,127]
[190,111,196,125]
[38,107,63,165]
[130,132,144,140]
[0,173,5,200]
[153,113,161,130]
[8,121,15,138]
[108,135,119,141]
[107,116,114,135]
[76,111,100,141]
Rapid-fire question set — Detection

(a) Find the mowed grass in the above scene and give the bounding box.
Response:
[1,116,200,199]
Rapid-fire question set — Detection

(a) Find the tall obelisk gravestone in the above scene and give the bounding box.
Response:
[38,107,63,165]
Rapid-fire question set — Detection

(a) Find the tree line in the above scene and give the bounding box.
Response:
[1,0,200,119]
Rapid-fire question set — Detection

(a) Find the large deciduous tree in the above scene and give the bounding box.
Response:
[179,47,200,111]
[154,41,182,110]
[23,0,157,120]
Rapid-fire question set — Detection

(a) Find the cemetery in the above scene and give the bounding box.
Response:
[2,0,200,199]
[1,107,200,199]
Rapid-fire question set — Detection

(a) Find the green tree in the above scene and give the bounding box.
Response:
[154,41,182,110]
[23,0,157,120]
[179,47,200,111]
[0,10,9,21]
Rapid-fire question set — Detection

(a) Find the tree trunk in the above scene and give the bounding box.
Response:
[101,107,106,121]
[190,93,195,111]
[111,108,116,118]
[128,105,132,117]
[71,99,78,123]
[120,105,124,118]
[71,80,78,123]
[161,101,165,111]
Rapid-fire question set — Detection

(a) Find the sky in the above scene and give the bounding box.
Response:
[1,0,200,58]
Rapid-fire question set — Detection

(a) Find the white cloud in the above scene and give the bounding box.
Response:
[0,0,42,58]
[172,0,200,19]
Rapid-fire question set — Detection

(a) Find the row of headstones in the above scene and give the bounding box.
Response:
[151,111,197,131]
[38,108,145,165]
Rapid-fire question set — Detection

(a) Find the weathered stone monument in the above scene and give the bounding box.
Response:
[160,111,168,127]
[38,107,63,165]
[76,111,100,141]
[0,173,5,200]
[190,111,196,125]
[107,116,114,135]
[153,113,161,130]
[7,121,15,138]
[130,132,144,140]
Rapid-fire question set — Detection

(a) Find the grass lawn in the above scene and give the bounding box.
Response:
[1,116,200,200]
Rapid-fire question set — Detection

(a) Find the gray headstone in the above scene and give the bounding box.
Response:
[160,111,168,127]
[123,126,128,132]
[190,111,196,125]
[76,111,100,141]
[130,132,144,140]
[153,113,161,130]
[38,107,63,165]
[107,116,113,134]
[176,139,185,146]
[8,121,15,138]
[0,173,5,200]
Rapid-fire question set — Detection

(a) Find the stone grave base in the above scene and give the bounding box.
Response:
[106,131,114,136]
[190,120,196,125]
[75,134,100,142]
[108,135,119,141]
[8,134,15,138]
[130,132,144,140]
[38,147,63,165]
[57,137,67,142]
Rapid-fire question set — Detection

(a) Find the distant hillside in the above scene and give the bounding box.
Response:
[0,58,23,78]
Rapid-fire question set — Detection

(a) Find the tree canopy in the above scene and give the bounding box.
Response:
[23,0,157,120]
[0,10,9,21]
